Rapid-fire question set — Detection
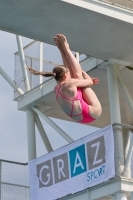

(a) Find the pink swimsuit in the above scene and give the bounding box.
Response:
[55,85,95,124]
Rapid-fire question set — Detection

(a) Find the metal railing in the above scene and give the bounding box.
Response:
[14,41,87,98]
[0,160,30,200]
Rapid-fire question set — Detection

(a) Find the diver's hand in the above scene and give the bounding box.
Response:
[91,77,99,84]
[82,71,99,85]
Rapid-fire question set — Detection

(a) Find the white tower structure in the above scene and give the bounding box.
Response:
[1,0,133,199]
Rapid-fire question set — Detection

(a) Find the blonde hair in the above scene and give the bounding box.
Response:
[27,65,68,82]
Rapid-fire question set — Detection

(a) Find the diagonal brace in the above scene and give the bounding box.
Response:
[32,107,74,143]
[0,66,24,95]
[34,113,53,153]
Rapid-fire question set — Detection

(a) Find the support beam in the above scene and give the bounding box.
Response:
[29,58,32,89]
[32,107,74,143]
[16,35,30,91]
[122,128,131,178]
[107,63,124,176]
[116,68,133,177]
[0,67,24,95]
[40,42,43,85]
[131,191,133,200]
[117,68,133,117]
[34,113,53,153]
[107,64,121,123]
[26,109,36,161]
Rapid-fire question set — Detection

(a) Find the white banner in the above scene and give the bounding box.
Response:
[29,125,115,200]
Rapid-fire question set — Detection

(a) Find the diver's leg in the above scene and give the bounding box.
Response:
[82,87,102,119]
[58,34,102,119]
[57,34,83,79]
[81,71,102,119]
[54,37,74,78]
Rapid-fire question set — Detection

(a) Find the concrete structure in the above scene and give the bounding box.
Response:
[1,0,133,199]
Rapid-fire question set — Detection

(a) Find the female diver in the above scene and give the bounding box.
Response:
[28,34,102,124]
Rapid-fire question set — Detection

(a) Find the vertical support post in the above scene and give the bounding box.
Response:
[111,194,116,200]
[116,192,127,200]
[107,64,121,123]
[40,42,43,85]
[16,35,30,91]
[122,128,131,178]
[117,68,133,116]
[26,109,36,161]
[87,190,90,200]
[131,191,133,200]
[107,63,124,176]
[29,58,32,89]
[0,161,1,200]
[34,113,53,153]
[116,68,132,177]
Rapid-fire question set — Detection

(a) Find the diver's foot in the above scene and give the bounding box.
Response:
[57,34,70,52]
[54,37,62,51]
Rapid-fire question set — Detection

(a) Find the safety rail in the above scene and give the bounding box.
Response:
[0,159,30,200]
[14,41,87,99]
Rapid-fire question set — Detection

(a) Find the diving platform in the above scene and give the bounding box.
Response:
[0,0,133,63]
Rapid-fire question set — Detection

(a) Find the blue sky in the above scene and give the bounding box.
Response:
[0,30,99,163]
